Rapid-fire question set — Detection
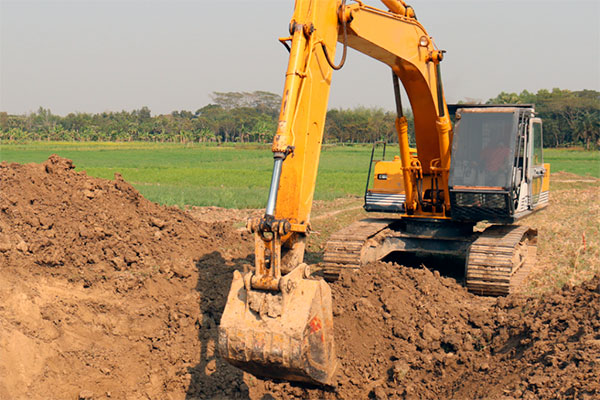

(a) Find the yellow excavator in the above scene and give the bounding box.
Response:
[219,0,550,386]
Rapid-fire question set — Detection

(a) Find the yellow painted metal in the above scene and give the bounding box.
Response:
[219,0,341,385]
[271,0,455,230]
[542,163,551,192]
[346,6,451,177]
[371,156,405,193]
[290,223,308,233]
[272,0,340,229]
[273,0,454,230]
[395,116,416,211]
[220,0,458,385]
[435,115,452,210]
[380,0,415,18]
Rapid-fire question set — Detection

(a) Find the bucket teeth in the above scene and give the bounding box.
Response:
[218,265,337,385]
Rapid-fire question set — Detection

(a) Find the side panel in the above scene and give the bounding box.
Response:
[537,163,550,208]
[370,159,405,193]
[365,159,406,212]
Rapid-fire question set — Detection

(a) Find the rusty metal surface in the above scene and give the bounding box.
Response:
[218,264,336,385]
[250,275,281,292]
[466,225,537,296]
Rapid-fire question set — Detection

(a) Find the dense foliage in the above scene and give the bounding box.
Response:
[487,89,599,150]
[1,89,597,149]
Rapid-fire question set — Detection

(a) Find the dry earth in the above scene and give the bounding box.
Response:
[0,156,598,399]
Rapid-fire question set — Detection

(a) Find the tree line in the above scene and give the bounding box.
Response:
[0,89,597,149]
[486,89,599,150]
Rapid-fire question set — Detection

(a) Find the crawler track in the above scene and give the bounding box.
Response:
[466,225,537,296]
[322,218,394,281]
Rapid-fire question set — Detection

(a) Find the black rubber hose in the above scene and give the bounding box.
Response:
[392,70,403,118]
[436,62,445,117]
[321,0,348,70]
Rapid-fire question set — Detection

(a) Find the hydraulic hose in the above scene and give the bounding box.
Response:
[321,0,348,70]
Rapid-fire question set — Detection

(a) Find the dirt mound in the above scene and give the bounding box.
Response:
[248,262,600,399]
[0,155,214,280]
[1,156,598,399]
[0,156,253,399]
[459,277,600,399]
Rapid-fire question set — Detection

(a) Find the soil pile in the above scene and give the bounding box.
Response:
[0,155,213,279]
[0,156,253,399]
[459,277,600,399]
[248,262,600,399]
[1,156,598,399]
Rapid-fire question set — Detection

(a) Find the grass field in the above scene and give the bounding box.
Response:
[0,142,373,208]
[1,141,598,292]
[544,148,600,177]
[0,142,598,208]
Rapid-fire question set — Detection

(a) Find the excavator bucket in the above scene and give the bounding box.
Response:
[218,264,336,385]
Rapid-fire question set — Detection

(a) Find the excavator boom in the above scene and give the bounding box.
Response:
[219,0,455,384]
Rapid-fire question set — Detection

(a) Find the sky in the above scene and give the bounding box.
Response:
[1,0,599,116]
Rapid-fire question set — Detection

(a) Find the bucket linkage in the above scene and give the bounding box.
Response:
[218,216,337,385]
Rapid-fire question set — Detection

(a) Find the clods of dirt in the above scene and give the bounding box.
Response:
[0,156,598,399]
[247,262,600,400]
[0,156,253,399]
[0,155,217,280]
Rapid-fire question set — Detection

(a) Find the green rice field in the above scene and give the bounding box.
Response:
[1,142,598,209]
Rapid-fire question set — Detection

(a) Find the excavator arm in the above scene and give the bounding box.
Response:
[219,0,452,385]
[252,0,452,276]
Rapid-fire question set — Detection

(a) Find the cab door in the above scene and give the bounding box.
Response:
[528,118,545,207]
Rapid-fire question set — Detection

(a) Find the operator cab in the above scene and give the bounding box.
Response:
[448,105,550,223]
[363,105,550,223]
